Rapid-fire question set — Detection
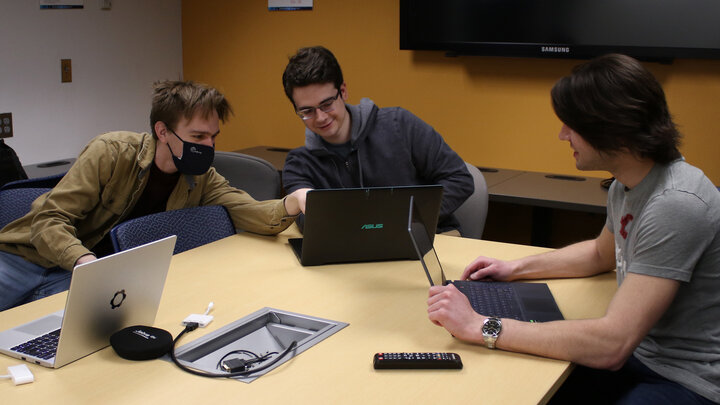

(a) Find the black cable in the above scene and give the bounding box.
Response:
[170,322,298,378]
[219,351,280,373]
[216,349,259,370]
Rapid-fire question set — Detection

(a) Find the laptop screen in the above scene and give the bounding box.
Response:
[294,185,443,266]
[407,195,446,286]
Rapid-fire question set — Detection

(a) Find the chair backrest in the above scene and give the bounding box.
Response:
[453,163,489,239]
[0,187,51,229]
[0,172,65,191]
[110,205,236,254]
[0,139,28,188]
[212,151,281,200]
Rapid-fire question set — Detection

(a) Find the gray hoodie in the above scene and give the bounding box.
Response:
[283,98,473,232]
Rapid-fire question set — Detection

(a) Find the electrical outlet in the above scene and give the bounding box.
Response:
[61,59,72,83]
[0,112,13,138]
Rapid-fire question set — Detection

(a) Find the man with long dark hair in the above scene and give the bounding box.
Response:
[427,54,719,404]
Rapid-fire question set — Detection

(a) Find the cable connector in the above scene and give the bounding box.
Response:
[182,302,214,328]
[1,365,34,385]
[183,322,200,332]
[221,358,250,373]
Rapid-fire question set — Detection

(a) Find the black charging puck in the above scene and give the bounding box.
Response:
[110,325,173,361]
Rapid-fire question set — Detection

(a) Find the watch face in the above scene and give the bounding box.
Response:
[482,318,502,336]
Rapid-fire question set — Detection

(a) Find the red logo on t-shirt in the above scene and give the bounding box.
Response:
[620,214,634,239]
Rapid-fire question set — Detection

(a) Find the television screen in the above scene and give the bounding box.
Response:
[400,0,720,61]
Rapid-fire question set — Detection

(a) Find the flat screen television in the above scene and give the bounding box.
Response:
[400,0,720,62]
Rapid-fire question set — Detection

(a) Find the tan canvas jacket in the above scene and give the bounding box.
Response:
[0,131,293,270]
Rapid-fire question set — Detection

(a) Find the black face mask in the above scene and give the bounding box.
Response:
[166,128,215,175]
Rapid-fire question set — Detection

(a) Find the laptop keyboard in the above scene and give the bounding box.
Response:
[453,282,522,320]
[11,329,60,360]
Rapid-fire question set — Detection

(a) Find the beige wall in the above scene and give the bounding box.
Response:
[1,0,182,165]
[182,0,720,184]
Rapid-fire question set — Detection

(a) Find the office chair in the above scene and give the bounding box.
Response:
[453,163,489,239]
[212,151,282,200]
[110,205,236,254]
[0,187,51,229]
[0,172,65,191]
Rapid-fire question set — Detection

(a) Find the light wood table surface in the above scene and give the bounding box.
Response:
[0,228,616,404]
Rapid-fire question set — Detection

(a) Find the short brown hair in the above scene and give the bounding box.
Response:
[150,80,233,137]
[282,46,344,106]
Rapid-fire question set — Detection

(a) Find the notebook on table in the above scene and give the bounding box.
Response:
[407,197,564,322]
[0,235,176,368]
[289,185,443,266]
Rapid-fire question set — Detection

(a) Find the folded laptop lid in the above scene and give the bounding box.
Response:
[407,195,447,286]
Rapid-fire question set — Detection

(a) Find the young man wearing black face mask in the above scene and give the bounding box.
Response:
[0,80,304,311]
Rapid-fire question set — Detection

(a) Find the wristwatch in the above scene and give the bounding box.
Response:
[481,317,502,349]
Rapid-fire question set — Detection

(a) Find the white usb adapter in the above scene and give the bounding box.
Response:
[2,364,34,385]
[182,301,214,328]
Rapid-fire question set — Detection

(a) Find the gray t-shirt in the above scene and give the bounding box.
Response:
[606,159,720,402]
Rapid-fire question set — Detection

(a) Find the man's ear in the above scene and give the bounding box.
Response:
[340,82,348,100]
[155,121,169,143]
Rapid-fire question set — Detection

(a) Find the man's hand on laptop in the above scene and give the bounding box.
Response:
[461,256,516,281]
[285,188,312,215]
[427,284,484,344]
[75,254,97,267]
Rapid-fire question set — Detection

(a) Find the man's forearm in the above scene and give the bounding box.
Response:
[511,242,608,280]
[511,228,616,280]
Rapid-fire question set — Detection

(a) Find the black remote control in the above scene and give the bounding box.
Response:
[373,352,463,369]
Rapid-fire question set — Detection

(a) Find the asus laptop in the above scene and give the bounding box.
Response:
[0,235,176,368]
[407,197,564,322]
[289,185,443,266]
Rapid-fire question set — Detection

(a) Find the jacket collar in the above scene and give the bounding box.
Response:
[138,133,157,172]
[137,133,196,189]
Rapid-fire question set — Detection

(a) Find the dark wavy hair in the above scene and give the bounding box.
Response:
[551,54,681,164]
[282,46,344,106]
[150,80,232,138]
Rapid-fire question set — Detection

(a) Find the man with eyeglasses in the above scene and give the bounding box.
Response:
[280,46,474,233]
[0,80,303,311]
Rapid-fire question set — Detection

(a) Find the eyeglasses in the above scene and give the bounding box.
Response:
[295,90,341,121]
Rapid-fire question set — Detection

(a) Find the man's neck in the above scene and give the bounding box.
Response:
[610,155,655,190]
[332,107,353,145]
[154,141,179,174]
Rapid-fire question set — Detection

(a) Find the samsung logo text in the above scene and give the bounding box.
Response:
[541,46,570,53]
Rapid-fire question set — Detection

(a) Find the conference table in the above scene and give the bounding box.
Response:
[482,168,609,247]
[23,158,76,179]
[0,227,617,404]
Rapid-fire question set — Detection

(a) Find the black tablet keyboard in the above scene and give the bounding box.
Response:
[452,282,522,320]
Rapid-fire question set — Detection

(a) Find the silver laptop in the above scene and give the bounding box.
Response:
[407,197,564,322]
[0,235,176,368]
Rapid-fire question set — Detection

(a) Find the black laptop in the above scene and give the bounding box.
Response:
[407,196,564,322]
[289,185,443,266]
